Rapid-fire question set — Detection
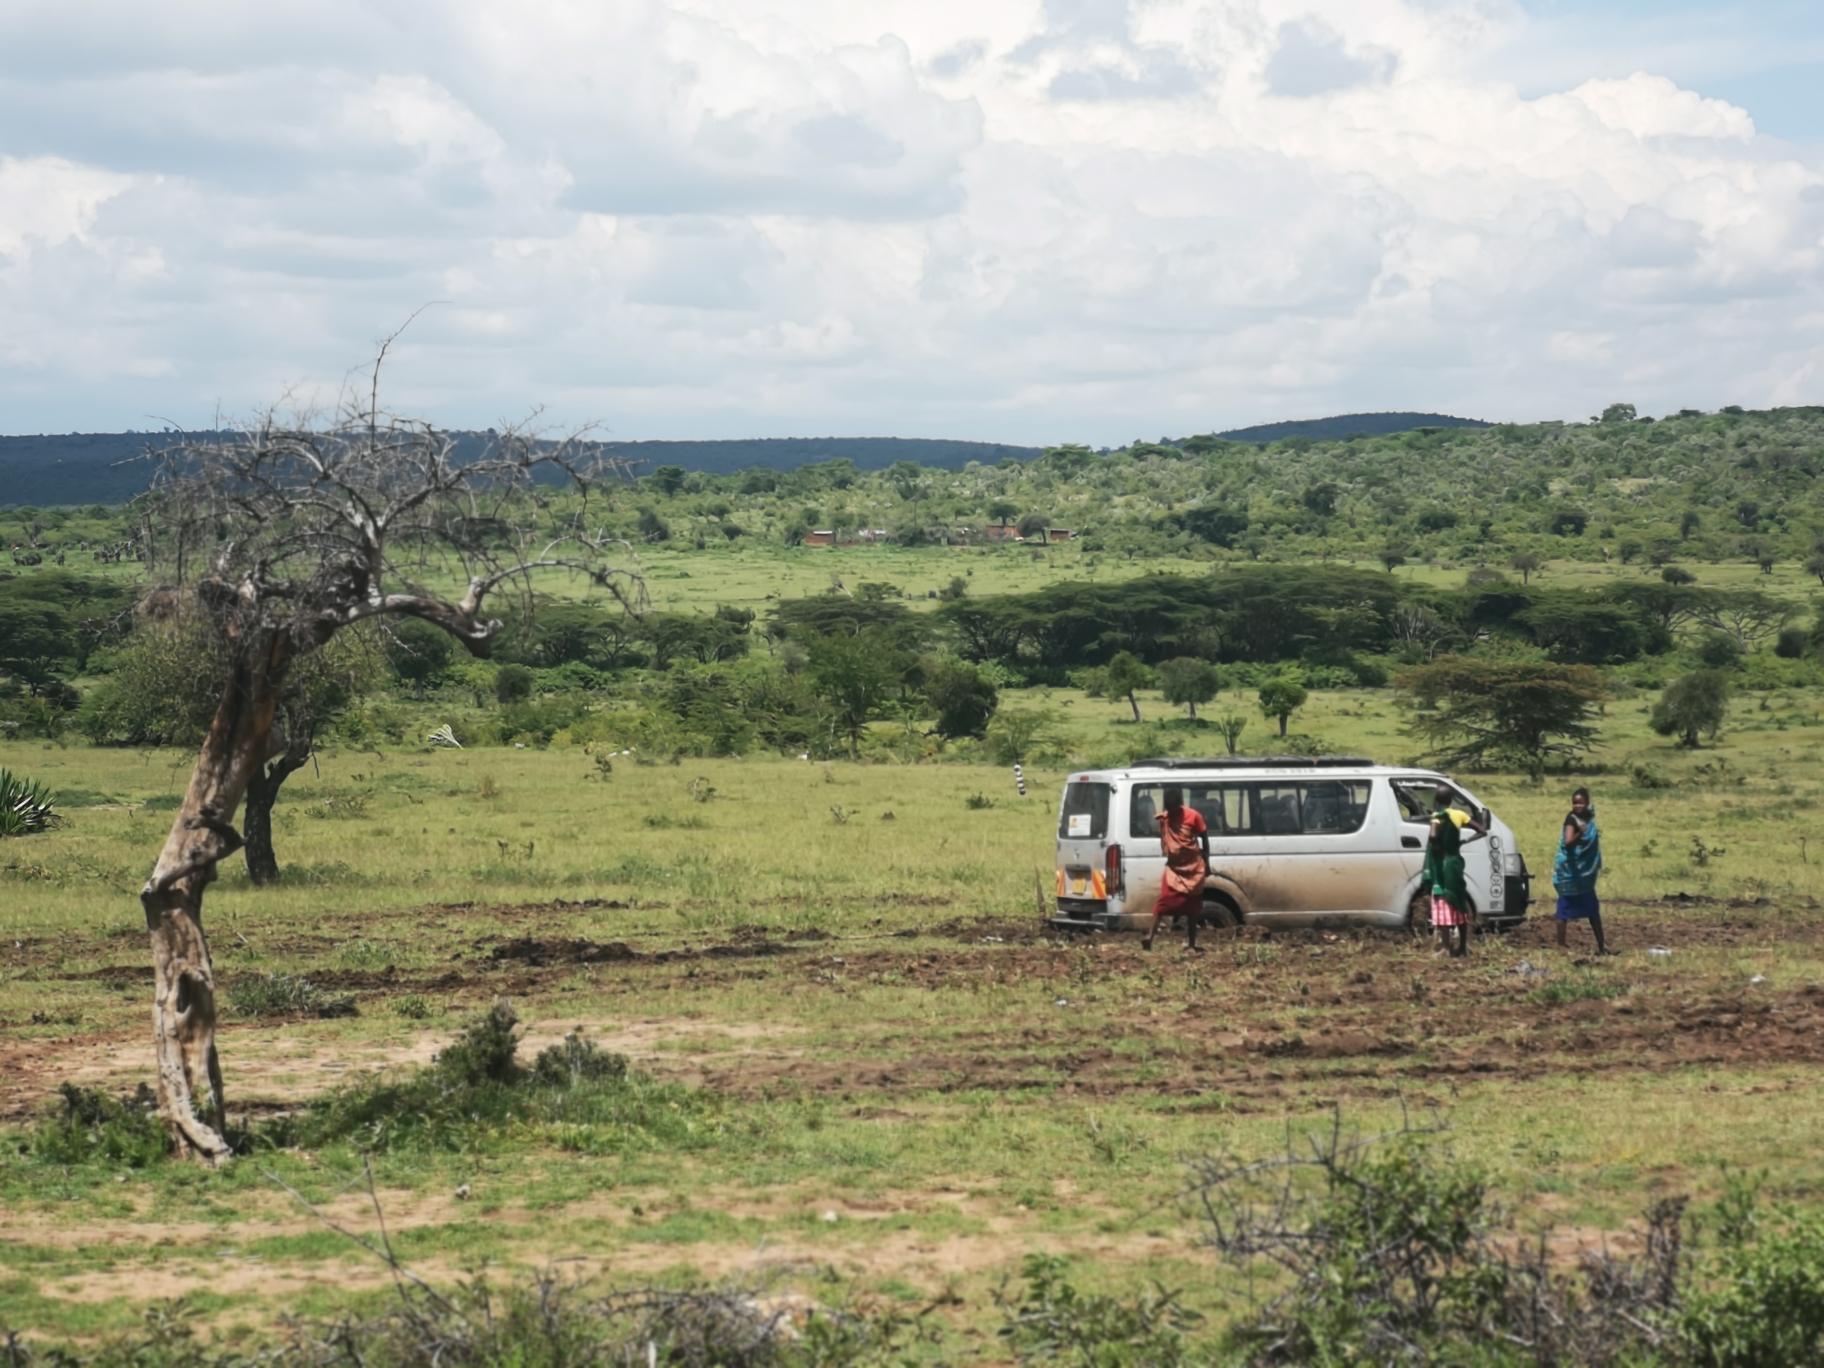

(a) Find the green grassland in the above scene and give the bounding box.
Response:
[4,679,1824,1351]
[7,407,1824,1354]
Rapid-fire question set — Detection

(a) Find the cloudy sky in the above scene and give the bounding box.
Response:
[1,0,1821,444]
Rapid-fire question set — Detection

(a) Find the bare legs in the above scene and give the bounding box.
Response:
[1555,915,1612,955]
[1144,902,1205,951]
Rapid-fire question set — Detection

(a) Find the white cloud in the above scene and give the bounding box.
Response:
[0,156,131,257]
[0,0,1819,438]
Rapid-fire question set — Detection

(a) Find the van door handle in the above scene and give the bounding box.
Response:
[1401,836,1421,850]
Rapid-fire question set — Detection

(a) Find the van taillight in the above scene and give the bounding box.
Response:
[1105,844,1123,896]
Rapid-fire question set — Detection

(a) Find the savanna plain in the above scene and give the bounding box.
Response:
[4,671,1824,1356]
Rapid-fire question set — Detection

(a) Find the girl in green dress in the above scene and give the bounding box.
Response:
[1423,783,1487,957]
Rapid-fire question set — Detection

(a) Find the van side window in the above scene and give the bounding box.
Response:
[1302,781,1372,834]
[1219,785,1253,835]
[1257,785,1301,834]
[1128,785,1223,837]
[1058,782,1111,840]
[1127,781,1368,837]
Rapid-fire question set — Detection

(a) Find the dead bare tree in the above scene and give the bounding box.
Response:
[131,372,641,1163]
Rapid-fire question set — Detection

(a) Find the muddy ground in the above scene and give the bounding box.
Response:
[3,898,1814,1123]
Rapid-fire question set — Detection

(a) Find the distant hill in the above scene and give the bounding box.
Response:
[0,433,161,508]
[0,418,1502,508]
[1212,412,1490,444]
[600,436,1043,476]
[0,432,1045,507]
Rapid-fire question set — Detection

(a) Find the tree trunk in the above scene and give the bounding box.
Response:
[1127,691,1141,723]
[141,630,291,1164]
[243,717,313,887]
[1279,714,1289,737]
[1188,701,1197,720]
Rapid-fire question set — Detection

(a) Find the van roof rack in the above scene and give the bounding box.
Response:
[1130,755,1377,770]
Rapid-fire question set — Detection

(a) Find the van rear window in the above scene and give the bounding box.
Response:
[1129,781,1371,837]
[1058,782,1111,840]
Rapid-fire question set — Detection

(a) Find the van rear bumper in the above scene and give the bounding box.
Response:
[1050,898,1115,932]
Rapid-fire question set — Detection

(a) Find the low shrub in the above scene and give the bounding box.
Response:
[1198,1109,1824,1366]
[2,1269,927,1368]
[284,1002,713,1156]
[29,1083,167,1168]
[1680,1171,1824,1368]
[996,1253,1202,1366]
[227,974,358,1020]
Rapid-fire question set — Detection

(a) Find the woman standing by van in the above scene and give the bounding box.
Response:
[1554,787,1611,954]
[1424,783,1485,957]
[1144,786,1210,952]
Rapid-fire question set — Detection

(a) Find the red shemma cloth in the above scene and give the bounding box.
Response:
[1155,807,1208,917]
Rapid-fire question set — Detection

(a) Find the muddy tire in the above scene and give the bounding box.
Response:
[1202,896,1241,930]
[1407,890,1434,937]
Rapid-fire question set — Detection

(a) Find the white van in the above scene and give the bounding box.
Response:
[1052,756,1531,933]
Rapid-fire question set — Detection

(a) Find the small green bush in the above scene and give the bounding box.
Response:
[31,1083,167,1168]
[997,1253,1201,1367]
[288,1003,708,1156]
[1681,1181,1824,1368]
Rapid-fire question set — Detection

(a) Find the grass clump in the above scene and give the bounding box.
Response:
[288,1002,711,1156]
[1528,973,1627,1005]
[29,1083,167,1168]
[228,973,357,1020]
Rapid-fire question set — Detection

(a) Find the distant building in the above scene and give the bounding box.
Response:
[981,522,1020,542]
[803,529,837,546]
[1046,528,1077,542]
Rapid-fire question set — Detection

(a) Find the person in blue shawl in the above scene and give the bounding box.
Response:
[1553,786,1612,954]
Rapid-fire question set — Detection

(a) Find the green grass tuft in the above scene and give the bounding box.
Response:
[1527,973,1627,1005]
[227,974,358,1020]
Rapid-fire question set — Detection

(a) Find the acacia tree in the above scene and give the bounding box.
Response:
[132,388,640,1163]
[1099,651,1153,723]
[1697,591,1792,653]
[1258,675,1309,737]
[1398,657,1602,779]
[1650,670,1731,748]
[1158,657,1220,719]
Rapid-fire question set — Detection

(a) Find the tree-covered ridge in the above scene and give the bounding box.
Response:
[8,407,1824,574]
[500,406,1824,571]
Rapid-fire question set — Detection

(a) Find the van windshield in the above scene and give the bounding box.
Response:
[1393,779,1475,824]
[1058,782,1111,840]
[1129,781,1372,838]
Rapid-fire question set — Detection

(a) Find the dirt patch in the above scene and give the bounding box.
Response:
[490,938,639,967]
[0,1015,805,1120]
